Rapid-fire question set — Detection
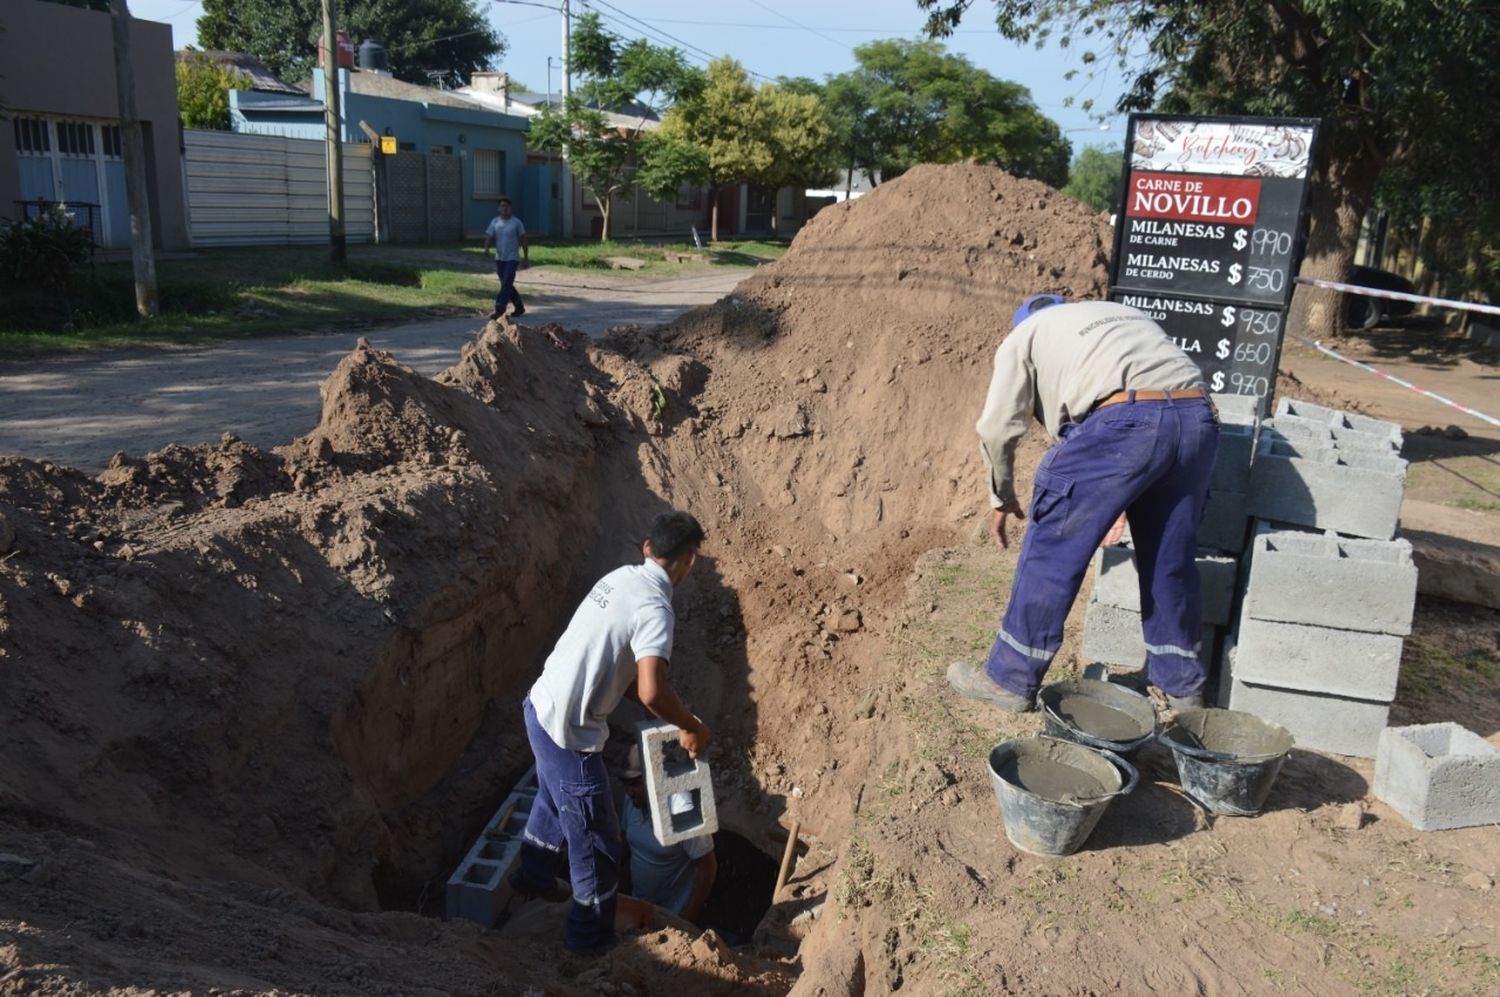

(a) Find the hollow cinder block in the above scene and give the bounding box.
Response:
[1211,392,1260,426]
[1275,398,1403,453]
[1198,489,1250,553]
[638,720,718,846]
[1210,422,1256,493]
[1373,723,1500,831]
[446,858,508,926]
[1223,672,1388,758]
[1090,544,1238,627]
[1247,433,1407,541]
[1242,525,1417,636]
[1232,615,1404,702]
[1082,598,1215,671]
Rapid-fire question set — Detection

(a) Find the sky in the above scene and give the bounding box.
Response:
[128,0,1129,151]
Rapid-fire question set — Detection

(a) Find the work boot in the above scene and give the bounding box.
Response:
[511,304,526,317]
[1166,693,1205,711]
[946,661,1033,713]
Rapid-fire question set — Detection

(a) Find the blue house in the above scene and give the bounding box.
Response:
[231,67,531,237]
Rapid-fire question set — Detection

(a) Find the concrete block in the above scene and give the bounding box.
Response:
[1373,723,1500,831]
[1223,672,1388,758]
[1275,398,1403,452]
[1212,392,1260,426]
[446,858,508,926]
[1082,598,1215,671]
[1198,489,1250,553]
[1248,433,1407,540]
[1091,544,1238,626]
[1211,422,1256,493]
[639,721,718,846]
[1232,615,1404,701]
[1242,525,1417,635]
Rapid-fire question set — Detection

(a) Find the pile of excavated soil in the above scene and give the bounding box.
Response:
[3,163,1497,995]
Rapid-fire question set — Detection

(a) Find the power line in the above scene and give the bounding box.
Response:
[743,0,851,50]
[582,0,776,81]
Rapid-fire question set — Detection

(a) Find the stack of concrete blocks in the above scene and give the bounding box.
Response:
[445,766,539,926]
[1219,400,1414,757]
[1081,394,1257,677]
[638,720,718,846]
[1373,723,1500,830]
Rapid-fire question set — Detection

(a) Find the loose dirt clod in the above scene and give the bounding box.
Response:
[3,163,1497,995]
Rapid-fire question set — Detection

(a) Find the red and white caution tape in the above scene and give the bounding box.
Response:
[1293,276,1500,318]
[1289,334,1500,429]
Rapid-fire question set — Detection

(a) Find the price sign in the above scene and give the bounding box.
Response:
[1109,291,1281,399]
[1109,114,1320,412]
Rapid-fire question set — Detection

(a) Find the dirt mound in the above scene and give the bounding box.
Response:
[4,162,1496,995]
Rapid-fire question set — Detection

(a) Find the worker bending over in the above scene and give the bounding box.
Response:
[512,511,712,954]
[948,296,1219,712]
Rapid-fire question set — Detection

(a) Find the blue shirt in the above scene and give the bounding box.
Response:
[486,215,526,262]
[622,797,712,915]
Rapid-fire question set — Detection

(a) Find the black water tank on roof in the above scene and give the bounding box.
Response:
[359,39,388,73]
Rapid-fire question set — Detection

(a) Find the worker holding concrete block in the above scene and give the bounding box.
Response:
[512,510,712,954]
[949,297,1219,711]
[619,745,718,921]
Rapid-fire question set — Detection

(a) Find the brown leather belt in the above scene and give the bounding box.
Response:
[1093,387,1209,410]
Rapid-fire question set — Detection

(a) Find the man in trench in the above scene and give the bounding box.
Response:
[947,295,1219,712]
[619,744,718,922]
[511,510,713,954]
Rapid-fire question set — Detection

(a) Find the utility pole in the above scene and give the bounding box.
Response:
[560,0,573,240]
[108,0,158,317]
[321,0,347,266]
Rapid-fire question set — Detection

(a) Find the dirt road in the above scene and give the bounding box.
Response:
[0,266,746,471]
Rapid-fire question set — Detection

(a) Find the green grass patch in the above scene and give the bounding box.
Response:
[0,237,784,357]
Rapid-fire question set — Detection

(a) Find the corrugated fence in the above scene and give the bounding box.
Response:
[184,130,374,247]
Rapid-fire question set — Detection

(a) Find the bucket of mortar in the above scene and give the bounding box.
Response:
[1037,678,1157,754]
[1159,708,1294,816]
[987,735,1138,857]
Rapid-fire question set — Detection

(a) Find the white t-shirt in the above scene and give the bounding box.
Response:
[622,797,712,915]
[529,560,675,752]
[486,215,526,262]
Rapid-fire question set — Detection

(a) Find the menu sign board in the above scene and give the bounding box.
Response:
[1109,115,1319,407]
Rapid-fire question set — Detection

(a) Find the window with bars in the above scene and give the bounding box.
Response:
[13,117,51,154]
[473,149,503,196]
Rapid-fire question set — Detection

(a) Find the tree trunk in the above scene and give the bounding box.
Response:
[1288,146,1384,340]
[710,185,720,243]
[596,192,611,243]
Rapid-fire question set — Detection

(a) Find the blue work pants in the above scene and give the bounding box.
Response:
[495,259,523,314]
[515,697,619,952]
[984,395,1220,698]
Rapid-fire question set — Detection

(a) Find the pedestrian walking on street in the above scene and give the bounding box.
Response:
[483,196,529,319]
[511,511,712,954]
[948,296,1220,713]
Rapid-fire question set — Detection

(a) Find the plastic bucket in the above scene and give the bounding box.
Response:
[1038,677,1157,754]
[1159,708,1294,816]
[987,735,1139,857]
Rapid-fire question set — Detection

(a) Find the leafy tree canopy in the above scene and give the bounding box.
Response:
[916,0,1500,324]
[823,38,1069,188]
[1061,144,1122,214]
[196,0,504,87]
[176,51,251,130]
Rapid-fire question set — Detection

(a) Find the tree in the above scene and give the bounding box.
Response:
[194,0,504,86]
[916,1,1500,337]
[175,52,250,129]
[528,12,702,242]
[822,39,1070,189]
[1062,144,1122,214]
[656,58,836,241]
